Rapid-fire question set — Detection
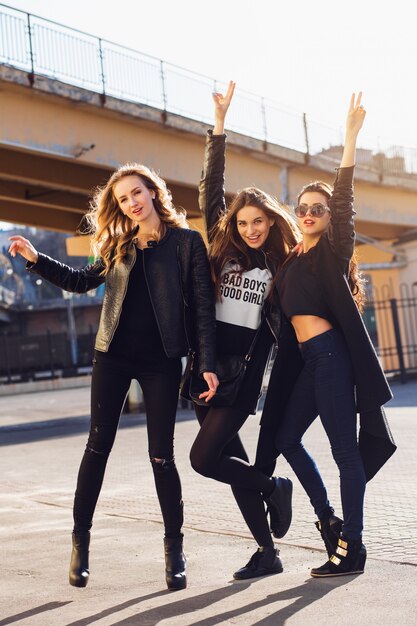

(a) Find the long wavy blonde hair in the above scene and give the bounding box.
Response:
[85,163,187,274]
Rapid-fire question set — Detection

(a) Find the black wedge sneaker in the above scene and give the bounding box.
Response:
[315,511,344,557]
[233,546,283,580]
[310,534,367,578]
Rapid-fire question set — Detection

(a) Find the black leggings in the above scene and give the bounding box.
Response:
[191,404,274,547]
[73,354,183,538]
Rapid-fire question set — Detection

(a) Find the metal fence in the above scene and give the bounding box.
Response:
[0,329,95,382]
[363,284,417,382]
[2,289,416,384]
[1,2,417,178]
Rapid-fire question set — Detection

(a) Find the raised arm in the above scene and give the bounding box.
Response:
[327,93,366,263]
[198,81,235,242]
[213,80,235,136]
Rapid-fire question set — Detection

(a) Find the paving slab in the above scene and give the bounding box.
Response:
[0,380,416,625]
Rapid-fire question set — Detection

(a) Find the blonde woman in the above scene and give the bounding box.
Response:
[9,163,218,591]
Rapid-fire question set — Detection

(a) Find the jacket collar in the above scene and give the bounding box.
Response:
[131,226,172,250]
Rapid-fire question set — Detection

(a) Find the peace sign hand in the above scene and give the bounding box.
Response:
[212,80,236,133]
[346,92,366,138]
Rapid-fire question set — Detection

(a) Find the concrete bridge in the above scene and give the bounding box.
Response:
[1,64,417,242]
[1,5,417,379]
[1,0,417,303]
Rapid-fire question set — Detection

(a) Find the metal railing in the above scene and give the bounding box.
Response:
[363,282,417,382]
[1,2,417,178]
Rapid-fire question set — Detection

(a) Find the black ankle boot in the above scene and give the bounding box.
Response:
[310,534,367,578]
[164,536,186,590]
[233,546,283,580]
[69,531,90,587]
[265,477,293,539]
[315,511,344,557]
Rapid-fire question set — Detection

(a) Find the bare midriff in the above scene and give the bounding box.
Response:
[290,315,333,344]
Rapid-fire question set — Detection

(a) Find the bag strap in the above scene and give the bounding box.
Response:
[190,313,265,368]
[244,322,264,362]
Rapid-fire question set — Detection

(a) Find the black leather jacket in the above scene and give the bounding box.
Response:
[199,130,282,341]
[27,228,216,373]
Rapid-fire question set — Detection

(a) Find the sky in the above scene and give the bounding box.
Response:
[2,0,417,152]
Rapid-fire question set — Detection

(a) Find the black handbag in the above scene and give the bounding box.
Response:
[180,327,262,407]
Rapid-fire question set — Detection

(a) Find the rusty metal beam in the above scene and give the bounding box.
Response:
[0,199,83,232]
[0,179,88,213]
[0,145,111,194]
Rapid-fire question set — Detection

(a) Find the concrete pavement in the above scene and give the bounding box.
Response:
[0,380,416,625]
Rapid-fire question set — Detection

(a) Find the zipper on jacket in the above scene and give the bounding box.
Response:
[142,246,169,356]
[266,317,278,347]
[260,249,279,344]
[176,243,192,350]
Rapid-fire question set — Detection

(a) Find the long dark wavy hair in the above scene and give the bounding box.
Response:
[297,180,366,311]
[209,187,300,300]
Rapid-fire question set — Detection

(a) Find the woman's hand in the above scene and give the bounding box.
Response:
[341,92,366,168]
[213,80,236,135]
[8,235,39,264]
[293,241,304,256]
[199,372,219,403]
[346,92,366,139]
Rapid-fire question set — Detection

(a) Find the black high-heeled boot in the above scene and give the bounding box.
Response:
[164,536,186,590]
[310,534,367,578]
[315,511,344,557]
[69,531,90,587]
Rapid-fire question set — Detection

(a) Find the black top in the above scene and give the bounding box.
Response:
[27,227,216,369]
[108,247,165,362]
[277,250,332,321]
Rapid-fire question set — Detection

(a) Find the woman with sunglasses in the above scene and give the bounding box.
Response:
[257,93,396,577]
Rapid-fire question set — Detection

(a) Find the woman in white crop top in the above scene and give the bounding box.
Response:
[189,82,301,580]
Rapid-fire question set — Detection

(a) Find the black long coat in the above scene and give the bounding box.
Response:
[255,166,397,481]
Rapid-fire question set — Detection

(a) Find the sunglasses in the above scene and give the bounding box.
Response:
[294,203,330,218]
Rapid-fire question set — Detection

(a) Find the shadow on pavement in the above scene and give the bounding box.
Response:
[190,577,354,626]
[65,583,253,626]
[0,601,72,626]
[59,576,352,626]
[64,590,174,626]
[0,410,197,447]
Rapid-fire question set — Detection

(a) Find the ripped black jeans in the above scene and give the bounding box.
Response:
[73,352,183,538]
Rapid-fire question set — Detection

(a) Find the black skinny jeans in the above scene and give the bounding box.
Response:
[191,404,275,547]
[73,353,183,538]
